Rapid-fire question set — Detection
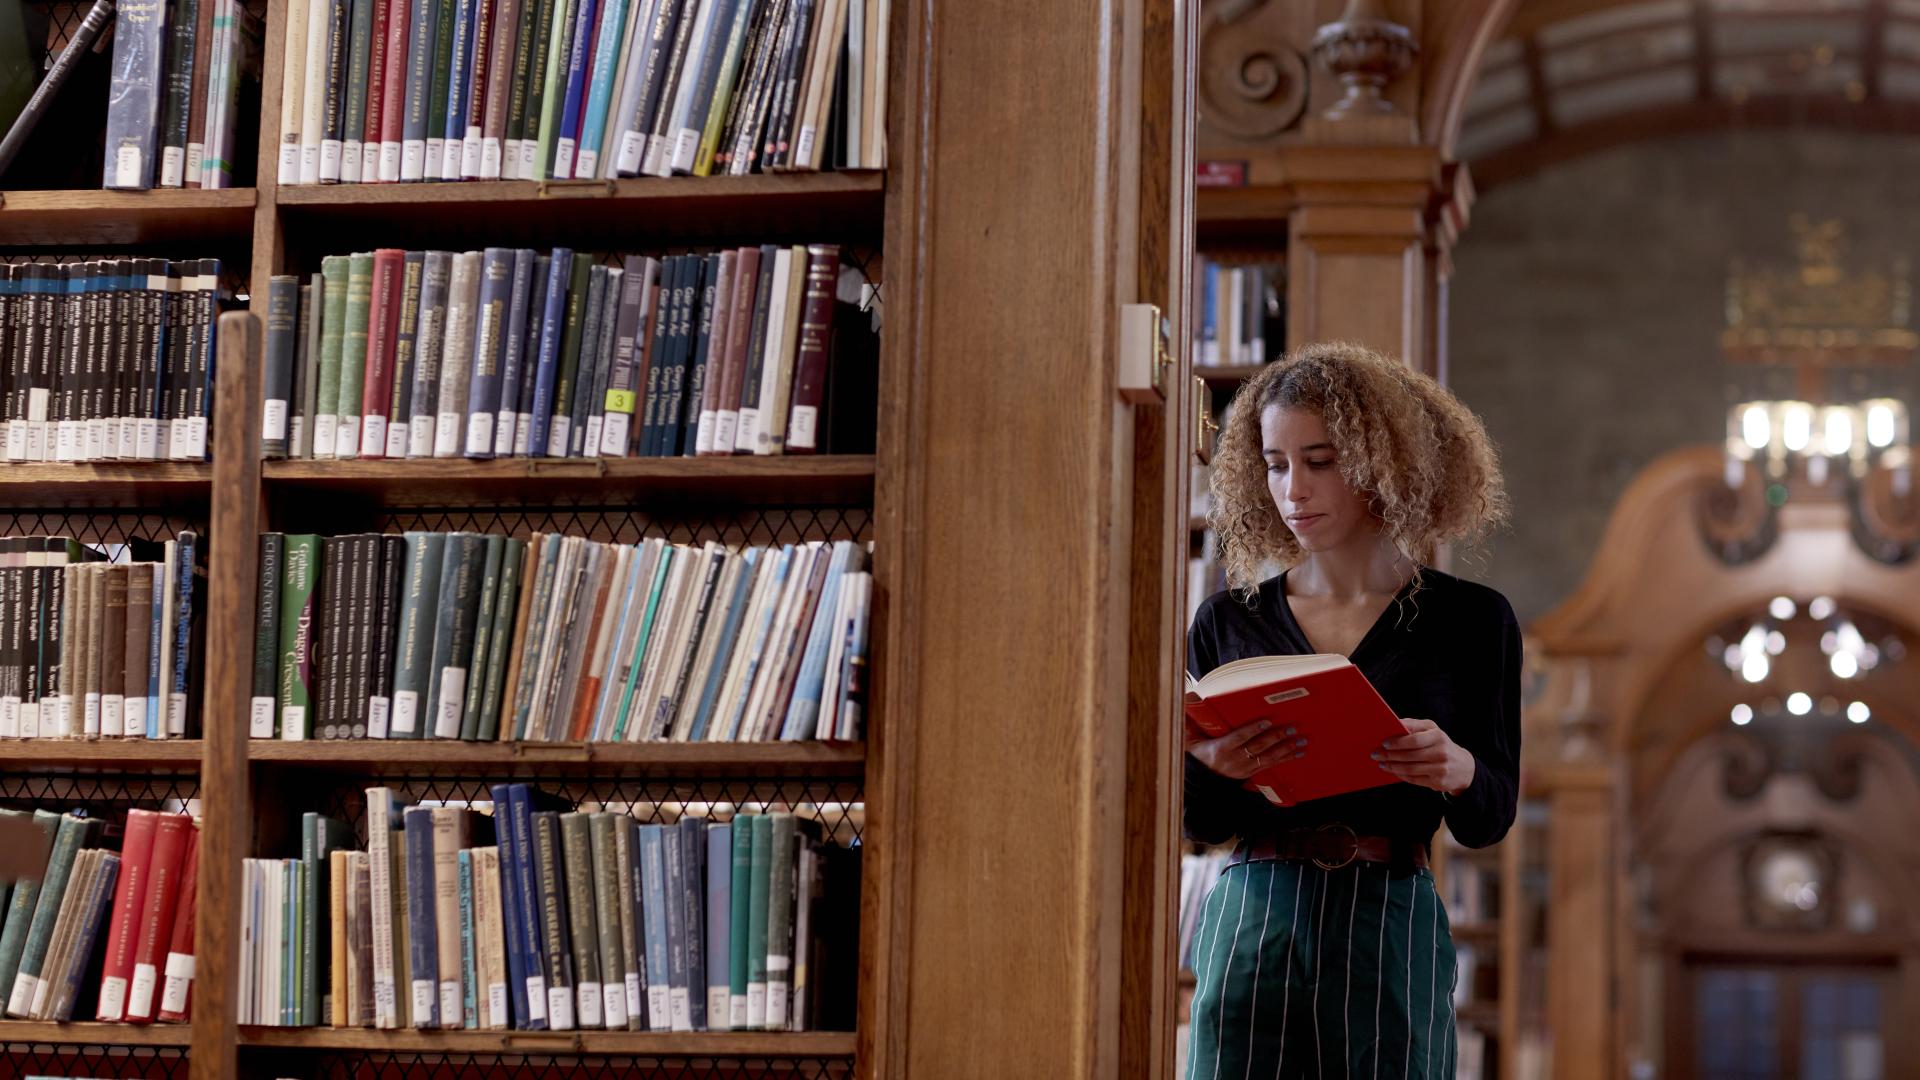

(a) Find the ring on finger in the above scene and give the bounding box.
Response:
[1242,744,1258,761]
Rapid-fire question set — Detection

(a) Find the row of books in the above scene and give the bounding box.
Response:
[262,243,876,461]
[276,0,889,186]
[0,810,201,1024]
[0,260,227,464]
[241,788,857,1031]
[0,534,205,741]
[251,532,872,742]
[1194,259,1278,370]
[103,0,261,189]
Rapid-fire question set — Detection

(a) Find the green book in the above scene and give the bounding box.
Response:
[614,815,642,1030]
[342,0,379,180]
[763,812,796,1031]
[425,0,456,177]
[7,814,94,1017]
[0,811,58,1007]
[302,813,352,1026]
[588,812,627,1029]
[745,812,771,1029]
[276,534,322,741]
[728,810,752,1029]
[517,0,559,180]
[315,256,351,457]
[532,0,577,179]
[503,0,542,176]
[558,811,602,1027]
[531,811,572,1027]
[336,251,376,458]
[426,532,484,739]
[475,538,526,742]
[546,253,593,457]
[460,534,506,741]
[390,532,446,740]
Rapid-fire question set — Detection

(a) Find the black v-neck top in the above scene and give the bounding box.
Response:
[1184,566,1521,852]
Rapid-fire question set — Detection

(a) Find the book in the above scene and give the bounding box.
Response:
[103,0,172,188]
[1182,654,1410,807]
[251,533,284,738]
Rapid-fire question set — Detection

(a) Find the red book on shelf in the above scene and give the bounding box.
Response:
[1183,654,1409,807]
[96,808,159,1021]
[156,823,199,1023]
[784,246,840,454]
[124,812,192,1022]
[378,0,411,182]
[364,0,392,182]
[360,248,407,456]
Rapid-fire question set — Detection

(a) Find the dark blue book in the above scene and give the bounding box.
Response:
[490,783,531,1027]
[551,0,601,178]
[492,249,537,457]
[168,530,197,736]
[703,822,730,1028]
[566,265,608,456]
[402,0,441,179]
[637,256,683,458]
[103,0,171,188]
[526,250,572,457]
[464,248,515,458]
[680,817,706,1031]
[679,253,724,457]
[652,255,700,457]
[512,254,551,455]
[441,0,479,179]
[402,807,439,1027]
[661,812,687,1030]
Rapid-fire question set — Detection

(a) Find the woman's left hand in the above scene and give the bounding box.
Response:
[1374,718,1476,795]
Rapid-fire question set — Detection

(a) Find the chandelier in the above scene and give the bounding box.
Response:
[1720,216,1916,493]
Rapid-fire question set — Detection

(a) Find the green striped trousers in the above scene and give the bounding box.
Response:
[1185,857,1457,1080]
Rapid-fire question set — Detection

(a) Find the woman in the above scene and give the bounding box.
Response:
[1185,341,1519,1080]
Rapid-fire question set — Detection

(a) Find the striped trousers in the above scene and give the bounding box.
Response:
[1185,857,1457,1080]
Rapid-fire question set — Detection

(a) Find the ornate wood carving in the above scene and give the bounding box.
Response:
[1311,0,1418,118]
[1197,0,1310,139]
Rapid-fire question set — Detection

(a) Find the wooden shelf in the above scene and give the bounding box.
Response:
[1197,364,1266,387]
[1195,186,1295,249]
[0,188,256,247]
[0,739,203,770]
[0,1020,192,1046]
[238,1027,857,1055]
[249,739,867,778]
[0,462,212,509]
[273,173,886,250]
[261,455,877,509]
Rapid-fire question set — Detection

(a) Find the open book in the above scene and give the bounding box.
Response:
[1184,654,1409,807]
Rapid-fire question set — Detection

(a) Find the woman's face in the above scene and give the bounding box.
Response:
[1260,404,1378,553]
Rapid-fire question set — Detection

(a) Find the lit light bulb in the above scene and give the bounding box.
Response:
[1743,405,1771,450]
[1766,631,1786,656]
[1731,704,1754,726]
[1742,652,1770,684]
[1810,596,1836,620]
[1831,651,1859,679]
[1826,409,1853,455]
[1848,701,1871,724]
[1868,403,1896,448]
[1770,596,1796,620]
[1784,404,1812,451]
[1788,692,1813,715]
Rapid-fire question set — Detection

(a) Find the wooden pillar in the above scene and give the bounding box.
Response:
[867,0,1181,1075]
[1544,763,1618,1080]
[1281,145,1463,376]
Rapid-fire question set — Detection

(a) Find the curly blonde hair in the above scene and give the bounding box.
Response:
[1208,341,1509,595]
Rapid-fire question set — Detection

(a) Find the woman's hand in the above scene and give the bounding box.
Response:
[1374,718,1476,795]
[1186,718,1309,781]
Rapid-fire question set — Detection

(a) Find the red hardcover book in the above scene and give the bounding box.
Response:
[359,248,408,456]
[124,812,192,1022]
[95,808,159,1021]
[783,245,839,454]
[1183,654,1409,807]
[156,824,199,1023]
[378,0,412,181]
[363,0,392,183]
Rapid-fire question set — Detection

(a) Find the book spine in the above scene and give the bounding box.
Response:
[424,0,455,176]
[407,251,453,459]
[582,264,623,455]
[507,786,548,1027]
[513,0,557,178]
[278,0,312,182]
[744,811,769,1027]
[478,848,507,1027]
[638,822,669,1029]
[727,813,750,1026]
[459,535,505,739]
[559,813,602,1027]
[669,0,736,175]
[95,809,159,1020]
[476,538,525,740]
[694,0,756,174]
[703,820,731,1027]
[250,534,284,738]
[386,252,428,457]
[313,257,349,456]
[275,535,320,740]
[596,256,649,455]
[784,245,837,453]
[339,0,377,179]
[389,532,445,738]
[531,0,578,178]
[103,0,171,188]
[550,0,602,178]
[293,275,322,458]
[432,808,468,1026]
[573,0,629,177]
[691,251,735,453]
[434,252,482,458]
[120,563,152,739]
[379,0,413,180]
[334,253,374,457]
[615,817,643,1028]
[763,812,794,1029]
[531,811,574,1029]
[368,536,406,737]
[329,848,350,1026]
[402,0,440,178]
[676,253,722,456]
[526,250,571,456]
[398,807,435,1026]
[545,253,591,457]
[439,0,476,178]
[588,814,627,1029]
[360,249,408,456]
[458,849,477,1027]
[493,249,537,455]
[421,534,477,735]
[460,0,497,177]
[155,827,199,1022]
[486,785,527,1027]
[261,276,299,457]
[479,0,521,178]
[567,265,608,456]
[123,812,189,1021]
[465,249,513,457]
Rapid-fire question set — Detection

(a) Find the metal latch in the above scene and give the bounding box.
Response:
[1118,303,1172,403]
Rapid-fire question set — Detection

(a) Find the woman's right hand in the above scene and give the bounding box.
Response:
[1185,718,1309,781]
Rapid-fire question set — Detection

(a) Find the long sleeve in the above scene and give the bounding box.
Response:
[1442,596,1522,848]
[1183,603,1271,844]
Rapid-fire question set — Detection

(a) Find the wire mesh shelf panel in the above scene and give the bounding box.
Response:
[284,1050,854,1080]
[0,510,209,559]
[368,507,873,548]
[0,772,200,837]
[0,1041,188,1079]
[314,775,864,850]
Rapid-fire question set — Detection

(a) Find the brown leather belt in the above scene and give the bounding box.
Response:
[1236,824,1428,871]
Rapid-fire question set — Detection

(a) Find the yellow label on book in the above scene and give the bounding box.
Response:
[605,390,636,412]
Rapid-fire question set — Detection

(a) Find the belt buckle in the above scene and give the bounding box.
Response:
[1313,823,1359,870]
